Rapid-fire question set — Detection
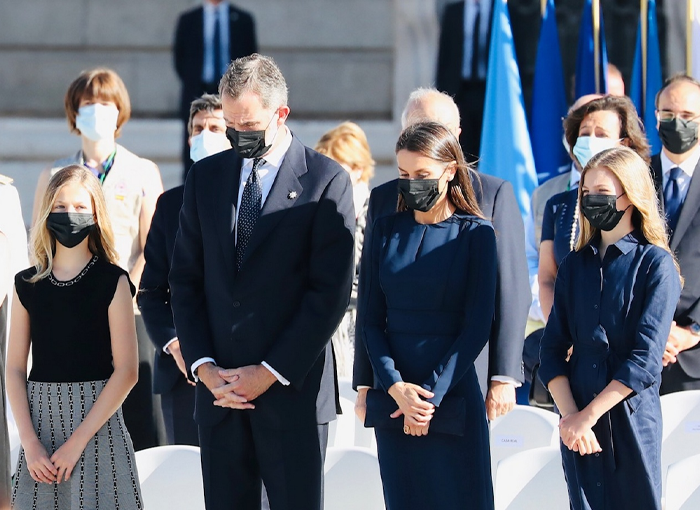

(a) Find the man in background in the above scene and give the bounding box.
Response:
[174,0,257,177]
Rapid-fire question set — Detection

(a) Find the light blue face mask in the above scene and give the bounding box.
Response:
[572,136,620,168]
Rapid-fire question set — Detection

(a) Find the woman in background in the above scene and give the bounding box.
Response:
[315,121,375,377]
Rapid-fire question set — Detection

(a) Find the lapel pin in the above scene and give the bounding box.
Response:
[288,191,297,199]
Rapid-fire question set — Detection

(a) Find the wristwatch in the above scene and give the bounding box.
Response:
[689,322,700,337]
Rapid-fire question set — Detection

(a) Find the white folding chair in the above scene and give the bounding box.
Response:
[8,420,20,476]
[661,390,700,496]
[489,405,559,485]
[494,446,569,510]
[324,446,385,510]
[665,452,700,510]
[135,445,205,510]
[328,377,376,450]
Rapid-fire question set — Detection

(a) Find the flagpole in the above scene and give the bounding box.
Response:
[593,0,601,93]
[641,0,648,112]
[541,0,547,17]
[689,0,694,75]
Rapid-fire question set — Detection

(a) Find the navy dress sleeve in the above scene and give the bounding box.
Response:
[613,250,681,394]
[422,223,497,406]
[538,254,574,388]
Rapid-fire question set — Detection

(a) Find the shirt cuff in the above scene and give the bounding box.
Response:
[356,385,371,390]
[191,357,217,382]
[262,361,290,386]
[490,375,522,388]
[163,338,178,355]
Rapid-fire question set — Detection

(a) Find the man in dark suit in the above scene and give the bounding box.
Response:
[174,0,257,177]
[138,94,232,446]
[169,54,355,510]
[651,75,700,394]
[436,0,491,162]
[354,88,529,422]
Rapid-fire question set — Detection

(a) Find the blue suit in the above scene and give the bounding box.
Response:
[169,136,354,510]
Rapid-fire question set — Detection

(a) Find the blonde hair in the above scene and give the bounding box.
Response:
[315,122,375,184]
[575,147,682,279]
[30,165,119,282]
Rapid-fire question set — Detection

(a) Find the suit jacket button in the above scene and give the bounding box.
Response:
[233,301,240,308]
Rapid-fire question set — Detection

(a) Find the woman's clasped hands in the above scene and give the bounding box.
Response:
[388,381,435,437]
[559,409,603,456]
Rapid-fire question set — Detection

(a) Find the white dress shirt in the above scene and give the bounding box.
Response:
[191,127,294,385]
[661,146,700,205]
[201,1,230,83]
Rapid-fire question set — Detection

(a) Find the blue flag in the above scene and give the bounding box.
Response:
[479,0,538,218]
[575,0,609,98]
[530,0,569,184]
[630,0,662,154]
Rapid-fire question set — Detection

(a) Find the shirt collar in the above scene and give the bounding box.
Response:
[203,1,226,14]
[587,229,642,256]
[569,165,581,189]
[660,145,700,178]
[242,125,293,170]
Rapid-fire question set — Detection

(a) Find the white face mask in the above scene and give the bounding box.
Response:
[189,129,231,162]
[572,136,620,168]
[75,104,119,142]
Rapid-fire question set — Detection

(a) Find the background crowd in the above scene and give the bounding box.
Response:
[2,1,700,509]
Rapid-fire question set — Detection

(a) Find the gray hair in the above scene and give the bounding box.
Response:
[400,87,460,130]
[188,93,223,135]
[219,53,288,110]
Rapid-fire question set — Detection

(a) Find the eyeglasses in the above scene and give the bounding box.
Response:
[656,110,700,123]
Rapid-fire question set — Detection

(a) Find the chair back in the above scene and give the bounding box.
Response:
[665,452,700,510]
[328,377,376,450]
[324,446,385,510]
[661,390,700,496]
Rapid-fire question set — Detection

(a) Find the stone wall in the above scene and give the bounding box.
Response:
[0,0,395,119]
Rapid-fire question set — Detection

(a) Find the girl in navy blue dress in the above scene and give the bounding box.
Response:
[358,122,497,509]
[539,147,682,510]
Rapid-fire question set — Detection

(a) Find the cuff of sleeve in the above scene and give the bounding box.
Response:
[262,361,290,386]
[163,338,178,355]
[191,357,217,382]
[613,361,655,395]
[490,375,522,388]
[356,385,371,390]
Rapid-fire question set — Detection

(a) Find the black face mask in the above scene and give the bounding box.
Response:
[46,212,95,248]
[226,112,278,159]
[580,194,629,232]
[658,118,699,155]
[398,177,443,212]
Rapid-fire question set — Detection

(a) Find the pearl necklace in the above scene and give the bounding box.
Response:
[569,195,579,253]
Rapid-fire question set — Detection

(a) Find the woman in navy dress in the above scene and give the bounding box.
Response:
[539,147,682,510]
[358,122,497,509]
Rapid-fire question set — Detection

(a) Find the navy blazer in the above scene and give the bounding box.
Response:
[652,154,700,381]
[169,136,355,428]
[138,185,186,394]
[353,174,530,396]
[174,3,257,117]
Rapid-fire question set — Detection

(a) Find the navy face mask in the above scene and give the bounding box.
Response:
[580,193,629,231]
[46,212,95,248]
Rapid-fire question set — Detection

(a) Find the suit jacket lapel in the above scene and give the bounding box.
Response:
[215,151,242,281]
[239,136,307,268]
[671,158,700,250]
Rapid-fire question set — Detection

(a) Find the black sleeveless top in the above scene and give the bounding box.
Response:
[15,257,135,383]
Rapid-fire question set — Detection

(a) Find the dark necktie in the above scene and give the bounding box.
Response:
[236,158,264,271]
[213,9,222,79]
[471,1,481,80]
[664,166,684,232]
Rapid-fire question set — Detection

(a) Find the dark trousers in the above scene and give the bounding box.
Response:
[199,411,323,510]
[160,376,199,446]
[455,80,487,163]
[661,362,700,394]
[122,314,166,450]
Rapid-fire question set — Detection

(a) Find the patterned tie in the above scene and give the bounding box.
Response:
[213,9,222,79]
[236,158,264,271]
[664,166,684,232]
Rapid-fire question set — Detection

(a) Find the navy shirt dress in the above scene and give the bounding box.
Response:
[539,231,681,510]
